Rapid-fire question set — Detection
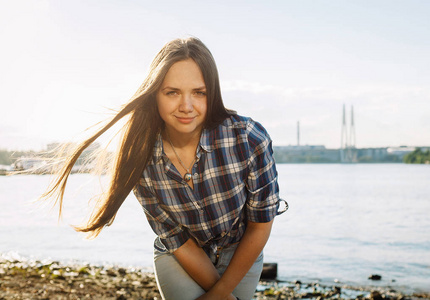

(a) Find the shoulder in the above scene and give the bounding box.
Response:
[220,114,249,129]
[221,114,271,148]
[202,115,271,153]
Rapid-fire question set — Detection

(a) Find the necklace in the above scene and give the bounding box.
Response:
[166,132,196,182]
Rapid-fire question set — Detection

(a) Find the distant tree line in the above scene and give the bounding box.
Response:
[403,148,430,164]
[0,143,107,174]
[0,144,100,167]
[0,149,37,165]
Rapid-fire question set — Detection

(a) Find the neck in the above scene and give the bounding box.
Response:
[163,128,202,149]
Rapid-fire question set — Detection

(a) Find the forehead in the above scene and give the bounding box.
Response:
[161,59,205,88]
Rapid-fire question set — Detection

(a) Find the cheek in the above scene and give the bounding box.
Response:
[155,97,162,113]
[201,100,208,117]
[156,97,170,116]
[156,98,168,122]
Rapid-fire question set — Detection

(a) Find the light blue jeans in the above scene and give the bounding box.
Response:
[153,242,264,300]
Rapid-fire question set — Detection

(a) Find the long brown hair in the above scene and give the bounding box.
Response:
[42,37,233,238]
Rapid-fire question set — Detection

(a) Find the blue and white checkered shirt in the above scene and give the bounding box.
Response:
[133,114,281,253]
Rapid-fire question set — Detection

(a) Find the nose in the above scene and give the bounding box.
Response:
[179,93,194,113]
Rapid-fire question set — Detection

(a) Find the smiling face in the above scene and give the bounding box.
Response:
[157,59,208,139]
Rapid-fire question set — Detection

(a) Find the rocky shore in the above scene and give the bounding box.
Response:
[254,280,430,300]
[1,258,429,300]
[0,259,160,299]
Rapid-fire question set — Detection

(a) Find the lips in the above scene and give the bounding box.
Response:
[175,116,196,124]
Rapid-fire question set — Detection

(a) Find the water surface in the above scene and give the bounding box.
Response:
[1,164,429,292]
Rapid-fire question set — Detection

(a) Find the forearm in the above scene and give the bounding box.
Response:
[173,238,236,300]
[173,220,273,300]
[173,238,220,290]
[209,220,274,298]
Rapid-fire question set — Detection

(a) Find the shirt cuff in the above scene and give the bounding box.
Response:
[246,177,280,222]
[159,229,191,253]
[246,194,279,223]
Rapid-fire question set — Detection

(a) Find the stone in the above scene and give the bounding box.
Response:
[118,268,127,276]
[370,291,383,300]
[260,263,278,280]
[368,274,382,280]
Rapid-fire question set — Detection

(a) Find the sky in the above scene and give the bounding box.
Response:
[1,0,429,150]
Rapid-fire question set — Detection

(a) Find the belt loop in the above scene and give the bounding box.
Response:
[214,251,220,265]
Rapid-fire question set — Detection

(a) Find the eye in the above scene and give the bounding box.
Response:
[166,91,179,96]
[194,91,207,96]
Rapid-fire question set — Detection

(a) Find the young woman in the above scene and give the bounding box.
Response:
[43,37,286,300]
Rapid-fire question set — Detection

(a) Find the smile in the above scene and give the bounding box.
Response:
[175,116,196,124]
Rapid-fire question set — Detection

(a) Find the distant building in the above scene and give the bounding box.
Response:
[46,142,101,166]
[273,145,340,163]
[273,145,421,163]
[355,148,390,162]
[13,157,50,173]
[387,146,416,158]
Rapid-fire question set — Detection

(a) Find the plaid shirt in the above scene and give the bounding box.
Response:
[133,114,281,253]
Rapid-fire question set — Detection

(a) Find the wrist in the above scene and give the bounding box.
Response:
[206,280,233,300]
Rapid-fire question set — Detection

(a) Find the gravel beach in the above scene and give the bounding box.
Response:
[1,258,429,300]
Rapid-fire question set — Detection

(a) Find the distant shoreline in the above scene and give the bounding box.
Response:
[2,146,430,173]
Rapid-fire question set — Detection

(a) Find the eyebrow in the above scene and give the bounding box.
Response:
[161,86,206,91]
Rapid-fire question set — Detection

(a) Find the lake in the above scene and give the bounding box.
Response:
[0,164,429,292]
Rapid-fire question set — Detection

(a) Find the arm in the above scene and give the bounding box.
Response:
[196,219,273,300]
[174,120,278,299]
[173,238,237,300]
[193,122,277,299]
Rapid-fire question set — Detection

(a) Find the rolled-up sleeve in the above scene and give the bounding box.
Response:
[133,179,190,252]
[245,121,280,223]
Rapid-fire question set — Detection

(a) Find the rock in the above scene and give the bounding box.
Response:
[78,266,90,275]
[370,291,383,300]
[413,293,430,299]
[260,263,277,280]
[118,268,127,276]
[303,292,322,298]
[368,274,382,280]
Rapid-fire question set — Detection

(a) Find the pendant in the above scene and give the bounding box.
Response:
[184,173,192,182]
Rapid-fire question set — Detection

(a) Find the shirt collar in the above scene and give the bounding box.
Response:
[152,133,165,164]
[199,128,215,153]
[152,129,214,165]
